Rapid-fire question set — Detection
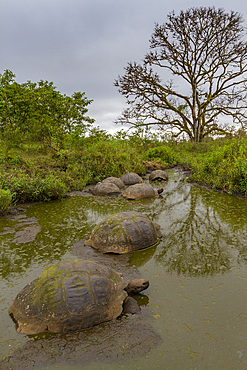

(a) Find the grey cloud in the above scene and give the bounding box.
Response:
[1,0,246,130]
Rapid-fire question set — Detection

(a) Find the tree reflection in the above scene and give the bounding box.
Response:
[155,184,246,276]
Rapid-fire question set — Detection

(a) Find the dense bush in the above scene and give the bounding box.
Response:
[66,137,145,186]
[0,69,94,147]
[0,174,67,204]
[143,145,179,166]
[190,138,247,195]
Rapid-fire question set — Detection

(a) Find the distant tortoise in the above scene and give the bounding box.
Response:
[122,183,163,200]
[91,182,121,196]
[84,211,162,254]
[120,172,144,185]
[102,177,125,189]
[9,259,149,334]
[149,170,169,182]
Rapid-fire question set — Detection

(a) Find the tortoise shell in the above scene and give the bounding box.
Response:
[122,183,161,200]
[84,211,162,254]
[149,170,168,182]
[9,260,127,334]
[102,177,125,189]
[92,182,121,196]
[120,172,143,185]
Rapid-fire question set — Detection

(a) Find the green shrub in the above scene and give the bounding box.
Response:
[40,175,68,201]
[0,174,67,203]
[68,138,145,184]
[190,138,247,195]
[0,188,13,215]
[143,145,179,166]
[62,164,93,190]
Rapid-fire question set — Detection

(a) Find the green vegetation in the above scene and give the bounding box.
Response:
[0,69,93,149]
[2,126,247,216]
[0,173,67,204]
[143,145,179,167]
[189,138,247,195]
[1,69,247,216]
[0,126,147,211]
[0,188,12,214]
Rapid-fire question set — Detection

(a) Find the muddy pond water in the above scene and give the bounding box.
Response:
[0,169,247,369]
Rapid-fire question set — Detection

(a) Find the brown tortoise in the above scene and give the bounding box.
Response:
[149,170,168,182]
[84,211,162,254]
[102,177,125,189]
[120,172,144,186]
[9,259,149,334]
[91,182,122,196]
[122,183,163,200]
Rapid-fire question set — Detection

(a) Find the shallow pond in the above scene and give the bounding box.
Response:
[1,169,247,369]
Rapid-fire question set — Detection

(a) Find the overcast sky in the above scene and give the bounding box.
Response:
[1,0,247,133]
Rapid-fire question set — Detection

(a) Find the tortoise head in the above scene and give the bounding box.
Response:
[125,279,149,295]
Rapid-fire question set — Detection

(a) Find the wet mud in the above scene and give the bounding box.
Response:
[0,309,161,370]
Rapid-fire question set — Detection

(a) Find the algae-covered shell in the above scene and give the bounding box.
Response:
[102,177,125,189]
[122,183,162,200]
[120,172,143,185]
[149,170,168,181]
[84,211,162,254]
[92,182,121,196]
[9,260,127,334]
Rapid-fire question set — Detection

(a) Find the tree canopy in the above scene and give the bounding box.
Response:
[0,69,94,147]
[115,7,247,142]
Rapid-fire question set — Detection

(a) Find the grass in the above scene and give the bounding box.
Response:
[1,133,247,215]
[0,188,12,215]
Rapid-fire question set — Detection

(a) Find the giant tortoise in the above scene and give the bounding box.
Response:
[84,211,162,254]
[9,259,149,334]
[91,182,122,196]
[149,170,168,182]
[102,177,125,189]
[120,172,143,186]
[122,183,163,200]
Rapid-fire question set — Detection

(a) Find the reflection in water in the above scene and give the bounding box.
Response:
[0,196,134,279]
[129,244,157,268]
[133,170,247,277]
[156,187,232,275]
[152,173,247,276]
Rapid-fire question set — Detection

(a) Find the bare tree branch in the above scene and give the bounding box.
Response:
[115,7,247,142]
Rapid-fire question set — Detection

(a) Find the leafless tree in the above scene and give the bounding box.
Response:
[115,7,247,142]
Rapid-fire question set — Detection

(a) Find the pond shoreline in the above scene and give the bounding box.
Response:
[2,164,246,221]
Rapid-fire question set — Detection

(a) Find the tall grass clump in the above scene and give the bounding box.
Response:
[67,137,145,186]
[190,138,247,195]
[143,145,180,167]
[0,188,13,215]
